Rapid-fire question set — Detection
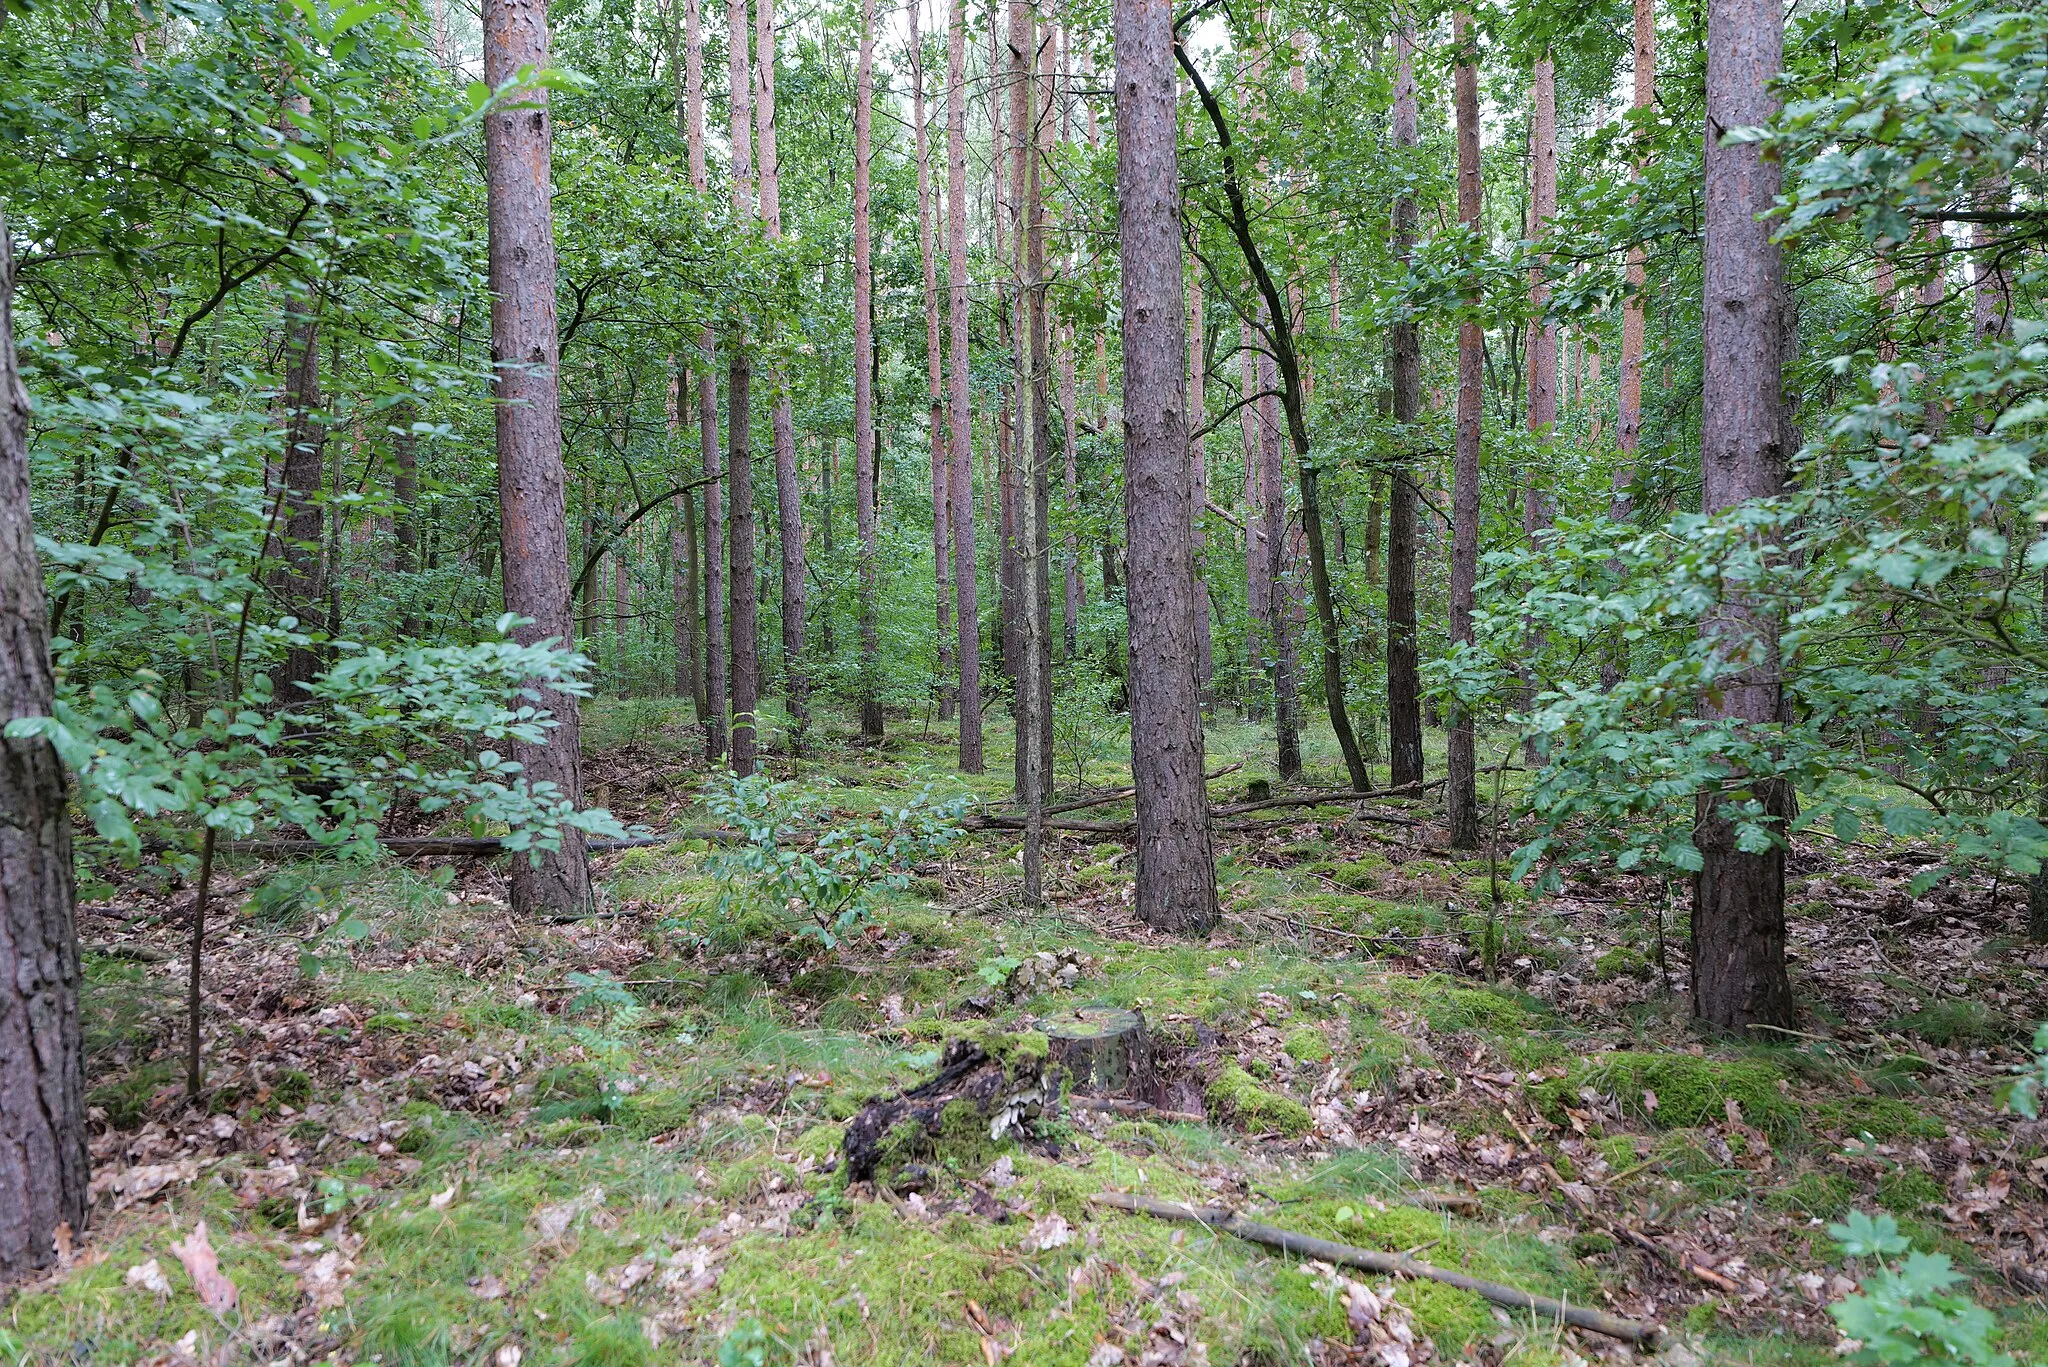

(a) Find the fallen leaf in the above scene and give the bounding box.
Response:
[472,1275,508,1301]
[125,1259,173,1296]
[1023,1212,1072,1253]
[532,1186,605,1241]
[430,1182,460,1211]
[169,1222,238,1314]
[301,1249,353,1310]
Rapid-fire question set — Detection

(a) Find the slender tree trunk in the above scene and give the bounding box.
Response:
[1239,323,1268,722]
[392,395,421,636]
[1385,24,1423,789]
[1973,175,2011,347]
[1008,0,1045,891]
[1693,0,1795,1033]
[687,0,728,760]
[1615,0,1652,508]
[612,517,629,690]
[912,1,955,723]
[483,0,591,914]
[947,0,984,772]
[1060,328,1082,661]
[727,0,760,772]
[272,303,326,701]
[0,201,88,1283]
[1446,8,1484,849]
[669,365,702,708]
[1116,0,1218,933]
[1187,267,1214,708]
[852,0,884,744]
[754,0,808,753]
[1525,55,1559,507]
[1257,338,1303,780]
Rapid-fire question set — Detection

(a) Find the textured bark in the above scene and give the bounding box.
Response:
[1060,329,1082,662]
[754,0,808,754]
[271,304,326,701]
[1009,0,1052,817]
[1974,176,2011,345]
[1525,56,1559,465]
[1693,0,1795,1033]
[391,395,421,636]
[668,366,701,707]
[727,0,760,773]
[1617,0,1651,495]
[612,518,629,686]
[1239,322,1267,721]
[853,0,883,745]
[1447,9,1483,850]
[1257,339,1302,781]
[686,0,727,760]
[1186,268,1213,706]
[912,1,954,721]
[1386,26,1423,790]
[1117,0,1218,934]
[0,204,88,1283]
[483,0,591,914]
[947,0,984,772]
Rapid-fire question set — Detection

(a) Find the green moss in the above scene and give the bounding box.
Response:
[792,1123,846,1163]
[1386,977,1543,1035]
[1594,946,1653,982]
[1530,1052,1802,1137]
[1569,1230,1616,1258]
[570,1316,653,1367]
[89,1057,180,1129]
[951,1026,1049,1080]
[616,1090,697,1139]
[1764,1170,1856,1218]
[1811,1095,1947,1140]
[1326,857,1387,890]
[1283,1025,1332,1063]
[1882,1000,2013,1047]
[1206,1065,1312,1136]
[1877,1168,1944,1213]
[1397,1279,1496,1354]
[791,966,858,1001]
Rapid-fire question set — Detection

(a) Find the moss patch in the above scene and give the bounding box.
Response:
[1531,1052,1802,1136]
[1206,1065,1312,1136]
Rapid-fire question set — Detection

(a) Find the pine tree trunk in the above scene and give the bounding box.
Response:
[1187,268,1213,709]
[1616,0,1652,502]
[1386,25,1424,790]
[1520,55,1558,745]
[0,202,89,1283]
[669,366,702,708]
[1115,0,1218,934]
[947,0,984,772]
[1239,323,1268,723]
[755,0,808,753]
[1692,0,1795,1032]
[484,0,591,915]
[272,303,326,701]
[685,0,727,760]
[912,2,954,722]
[1060,328,1083,663]
[392,395,421,636]
[727,0,760,773]
[1257,339,1302,780]
[853,0,883,745]
[1447,9,1484,850]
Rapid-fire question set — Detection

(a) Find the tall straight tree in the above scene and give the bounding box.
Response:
[1385,22,1424,788]
[1525,54,1558,531]
[0,201,88,1283]
[1117,0,1217,933]
[688,0,728,762]
[483,0,592,914]
[1007,0,1052,805]
[1240,322,1268,720]
[1614,0,1653,514]
[912,0,954,722]
[669,365,702,709]
[754,0,808,753]
[946,0,984,772]
[726,0,761,773]
[1447,8,1484,849]
[1693,0,1795,1032]
[853,0,883,743]
[1186,264,1213,706]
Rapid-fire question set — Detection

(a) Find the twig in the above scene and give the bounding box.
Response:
[1087,1192,1662,1344]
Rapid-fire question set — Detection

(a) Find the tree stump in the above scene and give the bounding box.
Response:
[842,1035,1060,1188]
[1045,1007,1154,1099]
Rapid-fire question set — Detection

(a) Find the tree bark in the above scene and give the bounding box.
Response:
[1614,0,1653,514]
[853,0,883,745]
[1256,336,1303,780]
[483,0,592,915]
[685,0,727,760]
[727,0,760,773]
[947,0,984,772]
[1117,0,1218,934]
[0,202,89,1283]
[912,1,954,722]
[754,0,808,754]
[1693,0,1795,1033]
[1447,9,1484,850]
[391,394,421,637]
[271,303,326,701]
[1384,25,1423,791]
[1187,267,1214,708]
[1240,321,1269,723]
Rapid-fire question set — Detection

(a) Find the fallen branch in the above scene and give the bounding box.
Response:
[1211,779,1441,819]
[1086,1192,1661,1345]
[1068,1096,1207,1124]
[1044,762,1245,817]
[222,830,743,858]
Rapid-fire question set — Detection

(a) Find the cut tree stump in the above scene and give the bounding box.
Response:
[1044,1006,1154,1099]
[842,1035,1061,1188]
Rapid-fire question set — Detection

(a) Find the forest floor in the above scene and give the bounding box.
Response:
[7,698,2047,1367]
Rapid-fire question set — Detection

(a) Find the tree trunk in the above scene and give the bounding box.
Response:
[670,365,703,709]
[1693,0,1795,1033]
[1060,328,1083,662]
[947,0,984,773]
[754,0,808,754]
[853,0,884,745]
[686,0,727,760]
[1259,331,1303,781]
[483,0,592,915]
[1447,8,1484,850]
[1186,268,1214,708]
[613,516,630,690]
[1520,55,1558,748]
[392,394,421,637]
[727,0,760,773]
[1615,0,1652,510]
[0,201,89,1283]
[272,303,326,701]
[1240,322,1268,723]
[1385,25,1423,790]
[912,2,954,723]
[1973,176,2011,346]
[1117,0,1219,934]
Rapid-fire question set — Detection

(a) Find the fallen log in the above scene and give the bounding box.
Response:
[843,1035,1062,1188]
[1086,1192,1661,1345]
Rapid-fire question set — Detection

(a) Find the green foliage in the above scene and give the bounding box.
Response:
[699,771,968,947]
[1205,1065,1312,1136]
[1827,1212,2013,1366]
[2009,1023,2048,1119]
[1531,1052,1803,1136]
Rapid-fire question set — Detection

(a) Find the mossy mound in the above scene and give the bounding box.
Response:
[1283,1025,1332,1063]
[1531,1051,1803,1137]
[1206,1065,1312,1136]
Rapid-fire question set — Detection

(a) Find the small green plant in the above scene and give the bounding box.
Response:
[701,771,969,947]
[1051,664,1129,793]
[1826,1210,2011,1366]
[715,1319,772,1367]
[2007,1022,2048,1119]
[976,954,1023,989]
